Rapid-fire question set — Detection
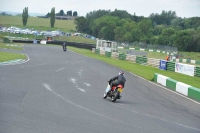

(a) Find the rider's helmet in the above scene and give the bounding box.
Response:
[119,71,124,75]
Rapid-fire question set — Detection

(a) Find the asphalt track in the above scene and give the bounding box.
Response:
[0,44,200,133]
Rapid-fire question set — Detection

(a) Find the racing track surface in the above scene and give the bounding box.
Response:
[0,44,200,133]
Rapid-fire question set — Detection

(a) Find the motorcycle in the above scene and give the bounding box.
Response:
[62,43,67,51]
[63,47,66,51]
[103,81,123,102]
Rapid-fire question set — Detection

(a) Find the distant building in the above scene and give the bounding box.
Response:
[55,15,78,20]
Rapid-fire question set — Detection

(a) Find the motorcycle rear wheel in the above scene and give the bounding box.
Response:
[111,89,120,102]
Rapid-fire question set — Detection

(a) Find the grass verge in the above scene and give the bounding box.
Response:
[68,46,200,89]
[0,51,26,62]
[0,42,24,50]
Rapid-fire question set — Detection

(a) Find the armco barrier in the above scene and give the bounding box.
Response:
[154,73,200,102]
[166,62,175,71]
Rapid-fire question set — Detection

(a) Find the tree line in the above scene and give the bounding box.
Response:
[45,10,78,17]
[21,7,78,28]
[75,9,200,52]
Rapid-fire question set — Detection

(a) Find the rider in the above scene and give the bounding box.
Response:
[62,42,67,51]
[107,71,126,98]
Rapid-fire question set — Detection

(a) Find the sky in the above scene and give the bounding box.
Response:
[0,0,200,18]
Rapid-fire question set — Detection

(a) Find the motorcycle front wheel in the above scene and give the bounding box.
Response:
[103,92,107,99]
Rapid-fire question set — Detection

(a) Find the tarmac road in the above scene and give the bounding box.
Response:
[0,44,200,133]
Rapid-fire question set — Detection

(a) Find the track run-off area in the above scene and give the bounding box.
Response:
[0,44,200,133]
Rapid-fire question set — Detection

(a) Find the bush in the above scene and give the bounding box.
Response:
[3,37,10,43]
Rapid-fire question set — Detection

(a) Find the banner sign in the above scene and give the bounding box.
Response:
[33,40,38,44]
[175,63,195,76]
[159,60,167,70]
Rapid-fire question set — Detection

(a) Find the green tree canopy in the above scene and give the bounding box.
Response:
[22,7,28,26]
[50,7,55,28]
[73,11,78,16]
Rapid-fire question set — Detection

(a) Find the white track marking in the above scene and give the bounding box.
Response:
[76,85,85,92]
[56,67,65,72]
[70,50,200,104]
[84,83,91,87]
[21,62,49,68]
[0,54,29,66]
[70,78,76,84]
[112,103,200,132]
[43,83,52,91]
[145,113,200,132]
[43,83,141,129]
[78,69,83,76]
[70,78,86,92]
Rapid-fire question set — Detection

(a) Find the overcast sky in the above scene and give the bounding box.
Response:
[0,0,200,18]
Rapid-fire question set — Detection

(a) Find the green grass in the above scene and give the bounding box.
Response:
[0,51,26,62]
[0,42,23,50]
[68,46,200,89]
[0,16,76,32]
[179,52,200,61]
[54,36,96,44]
[147,52,166,59]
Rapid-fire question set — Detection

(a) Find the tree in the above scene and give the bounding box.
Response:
[173,30,192,51]
[123,21,137,32]
[1,12,11,16]
[123,32,133,43]
[22,7,28,26]
[67,11,72,16]
[137,19,153,43]
[131,27,142,42]
[110,9,131,19]
[59,10,65,16]
[153,25,166,35]
[161,28,175,45]
[46,12,50,17]
[73,11,78,16]
[170,17,184,30]
[50,7,55,28]
[149,10,176,25]
[93,15,119,40]
[74,17,87,32]
[114,27,126,42]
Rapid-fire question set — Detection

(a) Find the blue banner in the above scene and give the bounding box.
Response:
[159,60,167,70]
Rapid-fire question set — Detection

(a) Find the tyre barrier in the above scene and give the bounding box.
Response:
[12,40,96,50]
